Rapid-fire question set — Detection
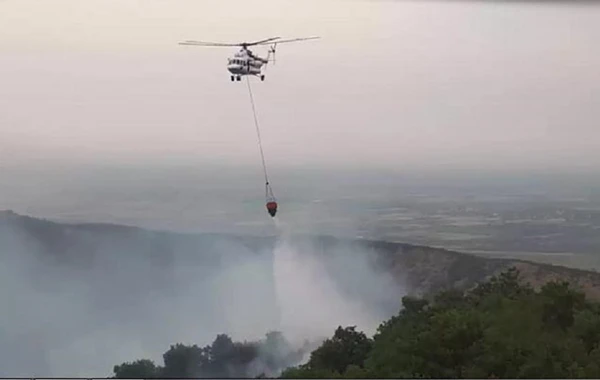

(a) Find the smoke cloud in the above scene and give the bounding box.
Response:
[272,217,400,345]
[0,211,405,377]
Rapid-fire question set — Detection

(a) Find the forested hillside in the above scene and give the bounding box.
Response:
[113,268,600,379]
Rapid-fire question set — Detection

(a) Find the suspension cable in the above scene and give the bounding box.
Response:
[245,76,270,187]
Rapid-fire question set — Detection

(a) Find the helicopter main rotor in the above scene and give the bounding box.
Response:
[178,36,319,49]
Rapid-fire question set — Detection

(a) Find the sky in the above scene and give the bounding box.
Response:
[0,0,599,173]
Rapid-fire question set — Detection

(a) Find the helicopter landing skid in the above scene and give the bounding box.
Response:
[230,74,265,82]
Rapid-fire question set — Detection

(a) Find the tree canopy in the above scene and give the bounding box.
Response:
[113,267,600,379]
[281,267,600,379]
[112,331,306,378]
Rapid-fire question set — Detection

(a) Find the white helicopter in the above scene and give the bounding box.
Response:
[179,36,320,82]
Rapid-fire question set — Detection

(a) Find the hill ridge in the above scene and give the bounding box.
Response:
[3,210,600,299]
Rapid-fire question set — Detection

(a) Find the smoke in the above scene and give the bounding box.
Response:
[0,211,405,377]
[239,214,405,376]
[272,219,386,343]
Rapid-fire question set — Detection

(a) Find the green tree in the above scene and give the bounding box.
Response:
[469,267,533,303]
[573,308,600,353]
[540,281,586,331]
[307,326,372,373]
[281,326,372,378]
[161,343,208,378]
[362,268,600,379]
[113,359,161,378]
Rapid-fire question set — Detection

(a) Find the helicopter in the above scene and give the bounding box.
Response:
[178,36,320,82]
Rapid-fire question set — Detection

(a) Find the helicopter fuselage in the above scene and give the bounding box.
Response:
[227,48,268,81]
[179,36,318,82]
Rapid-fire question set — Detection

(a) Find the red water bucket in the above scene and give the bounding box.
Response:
[266,201,278,217]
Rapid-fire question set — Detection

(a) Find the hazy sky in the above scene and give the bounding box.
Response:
[1,0,599,172]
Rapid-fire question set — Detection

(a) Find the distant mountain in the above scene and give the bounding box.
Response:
[2,209,600,300]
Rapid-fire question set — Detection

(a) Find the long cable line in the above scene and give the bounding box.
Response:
[246,76,270,186]
[246,76,277,217]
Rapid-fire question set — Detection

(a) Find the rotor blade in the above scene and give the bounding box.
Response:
[256,36,320,45]
[244,37,282,46]
[178,40,241,47]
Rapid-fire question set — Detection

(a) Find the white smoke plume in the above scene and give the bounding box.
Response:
[271,217,389,345]
[0,211,405,377]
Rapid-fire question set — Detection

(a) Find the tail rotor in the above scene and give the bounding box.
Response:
[269,43,277,66]
[263,43,276,74]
